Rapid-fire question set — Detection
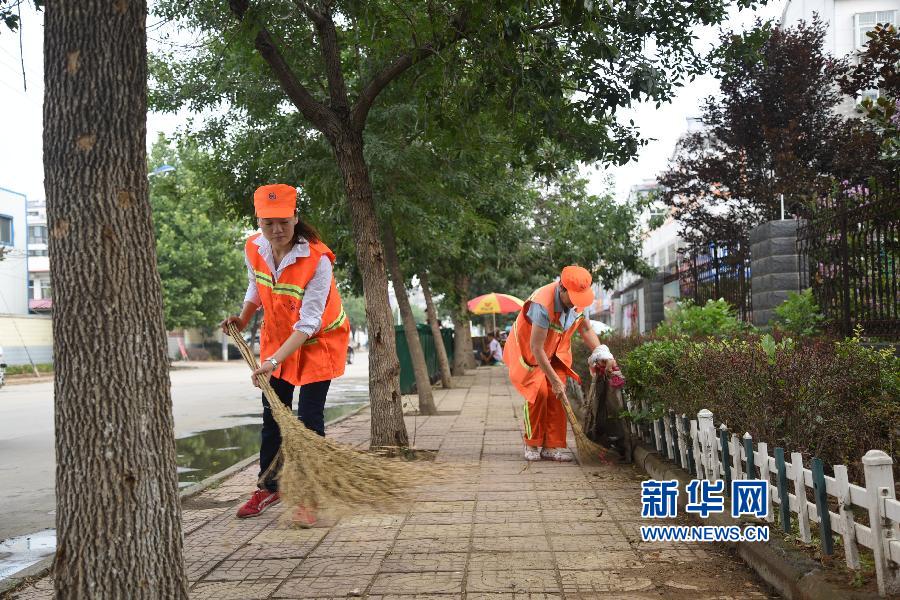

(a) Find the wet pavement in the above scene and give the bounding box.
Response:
[176,402,366,488]
[0,354,370,584]
[9,366,776,599]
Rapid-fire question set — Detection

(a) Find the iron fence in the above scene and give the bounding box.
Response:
[797,187,900,339]
[677,243,753,322]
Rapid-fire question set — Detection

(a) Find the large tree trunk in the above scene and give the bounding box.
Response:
[451,275,475,375]
[419,270,452,389]
[381,223,437,415]
[332,132,409,448]
[44,2,188,597]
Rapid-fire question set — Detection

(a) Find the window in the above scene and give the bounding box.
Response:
[858,88,880,105]
[28,225,47,244]
[0,216,11,245]
[856,11,897,49]
[28,248,48,257]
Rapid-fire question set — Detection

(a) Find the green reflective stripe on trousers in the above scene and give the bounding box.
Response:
[518,356,535,371]
[322,306,347,333]
[523,402,533,438]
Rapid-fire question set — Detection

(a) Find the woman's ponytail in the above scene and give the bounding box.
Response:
[292,215,320,245]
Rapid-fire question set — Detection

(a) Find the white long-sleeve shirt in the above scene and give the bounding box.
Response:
[244,235,333,336]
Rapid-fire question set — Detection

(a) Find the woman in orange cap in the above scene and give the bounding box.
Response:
[221,184,350,525]
[503,265,615,461]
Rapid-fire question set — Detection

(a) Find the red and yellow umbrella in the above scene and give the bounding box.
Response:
[468,293,525,334]
[467,293,525,315]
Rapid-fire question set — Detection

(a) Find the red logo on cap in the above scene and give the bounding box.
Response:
[268,192,277,200]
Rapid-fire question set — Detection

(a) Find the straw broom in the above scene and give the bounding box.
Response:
[226,323,439,513]
[557,384,618,465]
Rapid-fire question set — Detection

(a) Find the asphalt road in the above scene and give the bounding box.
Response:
[0,355,369,543]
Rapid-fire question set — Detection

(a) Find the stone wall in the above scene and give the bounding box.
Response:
[749,219,806,328]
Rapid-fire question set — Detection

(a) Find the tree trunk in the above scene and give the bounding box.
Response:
[452,275,475,374]
[419,270,452,389]
[44,2,188,597]
[381,223,437,415]
[332,132,408,448]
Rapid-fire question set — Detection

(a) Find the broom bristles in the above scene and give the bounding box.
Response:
[226,323,445,515]
[558,389,618,465]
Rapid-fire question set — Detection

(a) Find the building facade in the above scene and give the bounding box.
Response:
[0,187,30,315]
[782,0,900,111]
[26,199,50,313]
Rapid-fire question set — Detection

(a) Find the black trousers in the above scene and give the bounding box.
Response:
[258,376,331,491]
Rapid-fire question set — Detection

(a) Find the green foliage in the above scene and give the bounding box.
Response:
[0,1,43,33]
[655,299,748,338]
[6,362,54,376]
[149,135,247,331]
[609,333,900,480]
[342,294,368,333]
[773,289,825,337]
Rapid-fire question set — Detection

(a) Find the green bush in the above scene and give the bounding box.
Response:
[616,331,900,480]
[6,363,54,376]
[773,288,825,337]
[655,299,749,338]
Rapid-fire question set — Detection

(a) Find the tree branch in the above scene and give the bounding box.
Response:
[293,1,351,115]
[229,0,338,134]
[350,10,469,131]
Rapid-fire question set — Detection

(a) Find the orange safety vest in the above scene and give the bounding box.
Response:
[245,233,350,386]
[503,282,584,402]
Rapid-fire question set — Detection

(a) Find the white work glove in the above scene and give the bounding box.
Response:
[588,344,614,366]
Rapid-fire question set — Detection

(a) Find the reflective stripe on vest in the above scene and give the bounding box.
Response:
[254,270,274,289]
[273,281,305,301]
[322,305,347,333]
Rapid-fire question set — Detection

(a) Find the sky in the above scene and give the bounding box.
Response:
[0,2,785,206]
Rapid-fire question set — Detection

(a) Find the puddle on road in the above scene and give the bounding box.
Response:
[176,401,366,487]
[0,529,56,580]
[0,391,368,583]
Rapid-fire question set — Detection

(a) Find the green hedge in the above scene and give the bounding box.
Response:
[6,363,54,376]
[573,332,899,479]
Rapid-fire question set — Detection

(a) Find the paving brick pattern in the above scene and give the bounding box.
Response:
[8,367,776,599]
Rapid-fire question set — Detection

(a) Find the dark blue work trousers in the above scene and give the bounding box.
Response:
[258,376,330,491]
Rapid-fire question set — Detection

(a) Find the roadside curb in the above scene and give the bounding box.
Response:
[633,444,880,600]
[5,376,53,386]
[0,401,372,598]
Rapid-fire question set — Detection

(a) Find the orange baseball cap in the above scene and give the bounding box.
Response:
[254,184,297,218]
[560,265,595,309]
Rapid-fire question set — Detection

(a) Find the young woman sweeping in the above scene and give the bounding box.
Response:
[220,183,350,526]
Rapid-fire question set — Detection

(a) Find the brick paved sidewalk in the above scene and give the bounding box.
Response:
[9,366,775,599]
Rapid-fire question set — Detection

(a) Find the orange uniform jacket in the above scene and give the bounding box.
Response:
[245,233,350,386]
[503,282,584,447]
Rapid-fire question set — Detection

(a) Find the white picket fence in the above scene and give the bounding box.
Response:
[626,404,900,597]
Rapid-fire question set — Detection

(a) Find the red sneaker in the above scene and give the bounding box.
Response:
[236,489,280,518]
[291,505,318,528]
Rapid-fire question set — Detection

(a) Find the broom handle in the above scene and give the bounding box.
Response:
[226,322,283,412]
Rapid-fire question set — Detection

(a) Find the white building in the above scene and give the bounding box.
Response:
[0,187,30,315]
[26,199,50,313]
[598,178,688,335]
[782,0,900,110]
[782,0,898,56]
